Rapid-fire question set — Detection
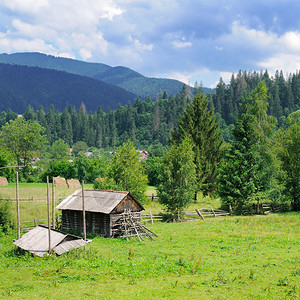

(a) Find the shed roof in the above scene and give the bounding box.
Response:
[13,226,90,257]
[56,189,144,214]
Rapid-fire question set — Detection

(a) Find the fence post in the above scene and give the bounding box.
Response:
[52,178,55,229]
[16,171,20,239]
[47,176,51,253]
[152,193,154,202]
[149,210,153,224]
[195,209,205,220]
[82,181,86,242]
[211,207,216,217]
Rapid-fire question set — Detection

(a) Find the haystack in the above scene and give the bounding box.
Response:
[0,177,8,186]
[67,179,81,189]
[53,176,67,187]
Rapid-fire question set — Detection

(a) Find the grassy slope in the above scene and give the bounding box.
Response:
[0,184,299,299]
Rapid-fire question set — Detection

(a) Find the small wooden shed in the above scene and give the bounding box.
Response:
[56,190,144,237]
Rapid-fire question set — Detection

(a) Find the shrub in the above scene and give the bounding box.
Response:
[0,199,12,233]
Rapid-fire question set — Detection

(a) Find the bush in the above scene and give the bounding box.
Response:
[0,199,12,233]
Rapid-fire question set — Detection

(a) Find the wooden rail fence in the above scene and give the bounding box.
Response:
[183,208,230,221]
[141,211,163,223]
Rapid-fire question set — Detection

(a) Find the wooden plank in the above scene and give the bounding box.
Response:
[149,210,153,224]
[195,209,205,220]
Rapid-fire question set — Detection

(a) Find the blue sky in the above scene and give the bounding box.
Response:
[0,0,300,87]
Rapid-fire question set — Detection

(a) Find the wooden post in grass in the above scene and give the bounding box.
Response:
[16,171,20,239]
[211,207,216,217]
[82,181,86,242]
[195,209,205,220]
[149,210,153,224]
[52,177,55,229]
[47,176,51,252]
[229,204,233,215]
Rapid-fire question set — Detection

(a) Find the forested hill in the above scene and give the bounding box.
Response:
[0,52,214,99]
[210,70,300,125]
[0,63,137,113]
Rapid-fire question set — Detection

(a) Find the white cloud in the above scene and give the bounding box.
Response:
[4,0,49,14]
[79,48,92,60]
[100,3,124,21]
[172,40,192,49]
[134,39,153,51]
[281,31,300,52]
[0,37,56,54]
[258,53,300,74]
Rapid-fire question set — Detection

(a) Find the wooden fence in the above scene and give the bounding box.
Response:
[20,218,50,232]
[141,211,163,223]
[182,208,230,221]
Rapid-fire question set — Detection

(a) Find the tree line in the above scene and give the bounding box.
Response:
[211,70,299,125]
[0,70,299,152]
[0,72,299,219]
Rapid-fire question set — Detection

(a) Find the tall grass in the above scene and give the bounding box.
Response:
[0,213,299,299]
[0,184,298,299]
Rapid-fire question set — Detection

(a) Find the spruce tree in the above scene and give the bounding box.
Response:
[171,94,223,196]
[218,102,259,212]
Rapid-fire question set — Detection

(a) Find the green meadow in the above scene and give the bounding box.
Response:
[0,185,299,299]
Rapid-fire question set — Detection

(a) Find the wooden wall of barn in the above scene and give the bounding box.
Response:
[112,195,142,214]
[61,210,111,237]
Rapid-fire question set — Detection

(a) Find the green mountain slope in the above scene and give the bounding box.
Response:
[0,52,214,99]
[0,52,110,77]
[0,63,137,113]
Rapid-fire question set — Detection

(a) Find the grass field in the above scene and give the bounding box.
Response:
[0,185,299,299]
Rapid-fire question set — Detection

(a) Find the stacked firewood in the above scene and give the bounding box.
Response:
[111,209,157,240]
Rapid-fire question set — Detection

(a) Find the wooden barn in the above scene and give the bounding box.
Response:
[56,190,144,237]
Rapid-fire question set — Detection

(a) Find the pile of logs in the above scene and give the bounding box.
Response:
[111,209,157,241]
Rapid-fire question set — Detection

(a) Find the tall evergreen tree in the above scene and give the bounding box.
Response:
[171,94,223,196]
[218,102,259,212]
[275,110,300,210]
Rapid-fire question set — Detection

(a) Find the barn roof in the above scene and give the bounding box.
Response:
[56,189,144,214]
[13,226,90,257]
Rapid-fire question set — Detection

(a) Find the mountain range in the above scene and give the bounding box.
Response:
[0,52,213,113]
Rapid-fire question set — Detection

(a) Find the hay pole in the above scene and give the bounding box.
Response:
[82,181,86,242]
[47,176,51,252]
[16,171,20,239]
[52,177,55,229]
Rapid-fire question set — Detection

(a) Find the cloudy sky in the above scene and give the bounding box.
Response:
[0,0,300,87]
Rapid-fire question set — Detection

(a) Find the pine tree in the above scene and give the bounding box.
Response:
[61,108,73,146]
[218,102,259,212]
[275,110,300,210]
[171,94,223,196]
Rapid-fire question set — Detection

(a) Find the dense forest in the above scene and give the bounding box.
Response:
[0,69,299,213]
[0,63,137,113]
[0,71,300,149]
[0,69,299,150]
[211,70,299,125]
